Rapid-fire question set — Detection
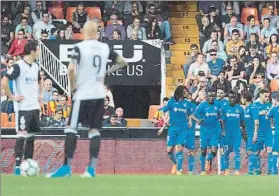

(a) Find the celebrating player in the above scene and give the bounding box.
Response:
[253,89,273,175]
[1,41,43,175]
[240,92,259,175]
[220,91,245,175]
[47,20,128,178]
[158,85,192,175]
[191,90,221,175]
[267,94,279,175]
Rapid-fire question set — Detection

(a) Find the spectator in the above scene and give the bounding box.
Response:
[247,56,266,82]
[145,1,170,21]
[39,107,50,127]
[221,4,239,28]
[105,85,114,108]
[1,15,14,51]
[115,107,127,127]
[112,29,121,41]
[266,52,279,80]
[236,46,246,63]
[7,29,27,58]
[233,80,248,101]
[243,45,265,69]
[249,73,267,100]
[65,24,73,40]
[127,16,147,40]
[72,3,90,33]
[183,44,199,77]
[261,4,279,31]
[49,28,57,40]
[33,11,55,40]
[14,5,34,27]
[152,97,169,127]
[245,33,262,52]
[105,14,126,40]
[208,7,222,29]
[146,18,163,40]
[226,56,245,83]
[47,90,60,116]
[221,1,240,16]
[202,31,224,54]
[31,1,52,23]
[39,70,46,83]
[15,17,32,40]
[104,114,122,127]
[207,49,226,81]
[40,29,49,40]
[129,30,139,40]
[199,16,220,49]
[206,40,228,62]
[43,79,57,104]
[244,15,261,42]
[224,16,244,42]
[48,108,66,127]
[211,71,232,94]
[103,96,115,119]
[1,86,14,114]
[124,1,143,15]
[192,88,207,104]
[57,29,66,40]
[265,34,279,58]
[123,2,144,28]
[260,18,278,46]
[103,1,125,23]
[28,0,47,12]
[225,29,245,56]
[57,95,71,119]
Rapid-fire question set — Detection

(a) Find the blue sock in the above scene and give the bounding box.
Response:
[168,152,177,164]
[234,152,240,171]
[268,152,273,174]
[255,154,261,172]
[273,154,278,174]
[176,151,184,171]
[248,154,255,173]
[188,155,194,172]
[207,152,213,161]
[200,155,206,172]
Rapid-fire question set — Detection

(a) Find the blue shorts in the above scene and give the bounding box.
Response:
[167,126,187,147]
[184,129,195,150]
[200,130,218,149]
[272,133,279,152]
[223,135,241,153]
[255,133,273,151]
[246,135,257,152]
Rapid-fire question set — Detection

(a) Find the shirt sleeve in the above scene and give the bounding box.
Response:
[162,100,172,112]
[267,107,274,119]
[5,63,20,80]
[70,46,80,64]
[108,49,119,65]
[251,105,259,120]
[193,102,203,119]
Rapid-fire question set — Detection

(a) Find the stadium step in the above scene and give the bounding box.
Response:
[167,70,184,77]
[170,12,199,18]
[170,57,186,65]
[166,64,182,71]
[168,4,198,12]
[172,38,199,44]
[172,31,199,38]
[169,17,197,25]
[172,25,199,31]
[126,118,141,127]
[171,51,191,57]
[170,44,198,51]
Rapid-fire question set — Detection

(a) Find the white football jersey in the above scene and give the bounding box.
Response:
[72,40,112,100]
[6,59,40,111]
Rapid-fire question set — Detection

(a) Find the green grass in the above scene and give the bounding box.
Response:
[2,175,279,196]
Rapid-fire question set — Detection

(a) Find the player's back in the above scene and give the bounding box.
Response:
[253,101,272,134]
[267,105,279,133]
[244,103,259,135]
[221,104,244,134]
[74,39,110,100]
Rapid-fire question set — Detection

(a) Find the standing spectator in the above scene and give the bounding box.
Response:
[266,52,279,80]
[208,7,222,29]
[115,107,127,127]
[14,5,34,27]
[47,90,60,116]
[43,79,57,104]
[146,18,163,40]
[226,56,245,83]
[104,114,122,127]
[103,96,115,119]
[211,71,232,94]
[15,17,32,40]
[1,15,14,52]
[260,18,278,46]
[123,2,144,28]
[57,95,71,119]
[105,14,126,40]
[224,16,244,42]
[126,17,147,40]
[244,15,261,42]
[31,1,52,23]
[183,44,199,77]
[49,28,57,40]
[207,49,226,81]
[72,3,90,33]
[202,31,224,54]
[48,108,66,127]
[221,4,239,28]
[7,29,27,58]
[265,34,279,58]
[33,11,55,40]
[225,29,245,56]
[206,40,228,62]
[261,4,279,31]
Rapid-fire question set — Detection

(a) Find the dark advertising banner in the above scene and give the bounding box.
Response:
[42,40,162,85]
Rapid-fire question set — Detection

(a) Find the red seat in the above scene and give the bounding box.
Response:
[270,79,279,92]
[261,8,278,16]
[107,20,123,26]
[52,1,63,7]
[241,8,259,24]
[66,7,76,23]
[148,105,161,121]
[49,7,64,19]
[5,121,16,128]
[1,113,8,127]
[72,33,84,40]
[86,7,102,20]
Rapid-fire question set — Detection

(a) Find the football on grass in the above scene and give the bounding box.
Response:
[20,159,40,177]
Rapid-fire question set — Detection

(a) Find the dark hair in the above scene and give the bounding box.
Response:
[112,29,121,36]
[21,16,28,22]
[52,90,59,95]
[42,10,49,17]
[276,94,279,101]
[269,34,278,44]
[174,85,187,101]
[259,89,270,94]
[243,92,253,102]
[133,16,140,21]
[229,55,237,63]
[110,114,118,118]
[250,33,257,37]
[24,40,38,55]
[61,94,68,101]
[218,71,225,75]
[190,44,198,49]
[232,29,239,34]
[247,15,255,22]
[55,108,63,114]
[18,28,25,35]
[208,49,217,53]
[51,28,57,35]
[211,40,218,45]
[263,18,270,23]
[149,3,156,9]
[41,28,48,35]
[163,97,169,102]
[105,96,110,102]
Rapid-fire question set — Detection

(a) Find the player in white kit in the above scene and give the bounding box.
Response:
[47,21,128,178]
[1,41,43,175]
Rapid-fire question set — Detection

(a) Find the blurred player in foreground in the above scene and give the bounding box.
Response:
[47,20,127,178]
[158,85,192,175]
[1,41,42,175]
[267,94,279,175]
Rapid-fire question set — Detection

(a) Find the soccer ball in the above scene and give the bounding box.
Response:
[20,159,40,177]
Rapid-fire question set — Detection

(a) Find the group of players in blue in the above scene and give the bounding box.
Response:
[158,85,279,175]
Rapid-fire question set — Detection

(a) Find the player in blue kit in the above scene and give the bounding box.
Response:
[191,90,220,175]
[184,91,197,175]
[220,91,246,175]
[253,89,273,175]
[158,85,192,175]
[267,94,279,175]
[240,92,259,175]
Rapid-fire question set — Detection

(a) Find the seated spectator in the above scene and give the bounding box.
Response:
[40,70,46,83]
[104,114,122,127]
[48,108,66,127]
[31,1,52,23]
[206,40,228,62]
[243,45,265,69]
[208,7,222,29]
[47,90,60,116]
[260,18,278,46]
[225,29,245,56]
[103,96,115,119]
[221,4,239,28]
[146,18,163,40]
[190,74,210,96]
[236,46,246,63]
[14,5,34,27]
[130,30,139,40]
[226,56,245,82]
[127,16,147,40]
[247,57,266,82]
[202,31,224,54]
[207,49,226,81]
[211,71,232,94]
[245,33,262,52]
[7,29,27,58]
[28,0,47,12]
[152,97,169,127]
[224,16,244,42]
[144,3,174,44]
[249,73,267,100]
[123,2,144,28]
[33,11,55,40]
[124,1,143,15]
[193,89,207,105]
[43,79,57,104]
[265,34,279,58]
[261,4,279,31]
[266,52,279,80]
[1,15,14,53]
[233,80,248,95]
[39,107,50,127]
[112,29,121,41]
[57,95,71,119]
[40,29,49,40]
[72,3,90,33]
[105,85,114,108]
[65,24,73,40]
[103,1,125,23]
[244,15,260,42]
[115,107,127,127]
[49,28,57,40]
[183,44,199,77]
[221,1,240,16]
[57,29,66,40]
[105,14,126,40]
[15,17,32,40]
[145,1,170,21]
[199,16,220,49]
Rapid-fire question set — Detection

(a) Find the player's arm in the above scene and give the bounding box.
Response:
[251,105,260,143]
[106,51,128,74]
[68,46,80,94]
[190,104,203,124]
[38,70,43,101]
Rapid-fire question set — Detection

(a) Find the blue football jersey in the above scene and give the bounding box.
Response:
[253,101,272,136]
[267,105,279,133]
[244,103,259,136]
[215,98,229,109]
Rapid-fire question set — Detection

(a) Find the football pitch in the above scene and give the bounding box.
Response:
[1,175,279,196]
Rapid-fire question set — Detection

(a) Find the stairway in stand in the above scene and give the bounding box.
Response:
[165,2,199,97]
